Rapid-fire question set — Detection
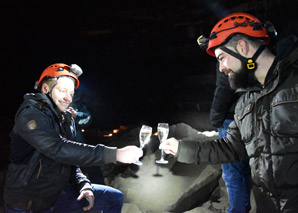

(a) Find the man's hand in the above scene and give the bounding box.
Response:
[116,146,143,164]
[159,137,179,155]
[77,189,94,211]
[67,107,77,118]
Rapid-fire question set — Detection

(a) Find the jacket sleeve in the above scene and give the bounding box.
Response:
[176,121,248,164]
[15,106,117,166]
[70,166,93,193]
[169,123,205,139]
[210,67,238,128]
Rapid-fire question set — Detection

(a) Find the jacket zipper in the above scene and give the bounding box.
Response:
[254,72,280,189]
[36,159,42,179]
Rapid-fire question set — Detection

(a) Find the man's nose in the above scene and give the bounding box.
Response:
[64,93,72,102]
[219,63,225,73]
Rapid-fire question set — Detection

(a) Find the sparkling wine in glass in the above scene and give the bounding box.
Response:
[156,123,169,164]
[134,125,152,165]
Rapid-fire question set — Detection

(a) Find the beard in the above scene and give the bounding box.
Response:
[228,62,257,90]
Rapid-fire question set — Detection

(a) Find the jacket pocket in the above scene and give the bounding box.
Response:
[5,152,41,189]
[235,102,254,143]
[271,88,298,136]
[24,151,42,185]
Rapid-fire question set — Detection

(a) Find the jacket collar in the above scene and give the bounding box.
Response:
[24,93,65,122]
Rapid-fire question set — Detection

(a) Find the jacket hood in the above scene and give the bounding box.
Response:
[24,93,52,106]
[272,35,298,60]
[273,35,298,84]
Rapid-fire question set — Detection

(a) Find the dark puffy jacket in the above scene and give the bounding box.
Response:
[4,93,117,210]
[176,36,298,212]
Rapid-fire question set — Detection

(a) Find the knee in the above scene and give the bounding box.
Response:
[92,184,123,207]
[113,188,123,205]
[108,188,123,210]
[104,186,123,206]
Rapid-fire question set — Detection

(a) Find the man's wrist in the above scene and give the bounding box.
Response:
[80,182,93,193]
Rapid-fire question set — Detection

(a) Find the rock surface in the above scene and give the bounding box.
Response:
[108,152,222,212]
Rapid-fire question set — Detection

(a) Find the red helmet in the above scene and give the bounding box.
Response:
[206,12,270,57]
[35,63,82,90]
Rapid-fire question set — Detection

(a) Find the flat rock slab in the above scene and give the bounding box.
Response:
[110,151,222,212]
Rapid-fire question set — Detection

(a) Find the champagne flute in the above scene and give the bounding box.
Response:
[156,123,169,164]
[134,125,152,165]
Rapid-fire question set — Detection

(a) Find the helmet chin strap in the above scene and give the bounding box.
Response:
[44,81,56,103]
[220,45,266,71]
[45,89,65,117]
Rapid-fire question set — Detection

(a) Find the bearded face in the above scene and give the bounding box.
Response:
[228,61,256,90]
[215,46,258,90]
[228,61,247,90]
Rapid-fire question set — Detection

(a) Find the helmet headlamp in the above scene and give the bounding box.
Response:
[35,63,83,91]
[69,64,83,77]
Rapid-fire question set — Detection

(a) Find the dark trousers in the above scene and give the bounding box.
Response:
[5,184,123,213]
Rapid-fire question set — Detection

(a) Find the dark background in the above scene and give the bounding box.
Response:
[1,0,298,143]
[1,1,298,208]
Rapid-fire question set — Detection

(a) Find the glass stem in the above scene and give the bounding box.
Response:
[161,150,165,160]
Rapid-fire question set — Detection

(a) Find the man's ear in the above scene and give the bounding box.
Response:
[236,40,249,56]
[41,83,50,94]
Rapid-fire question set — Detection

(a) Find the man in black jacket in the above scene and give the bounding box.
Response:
[4,63,143,212]
[160,12,298,212]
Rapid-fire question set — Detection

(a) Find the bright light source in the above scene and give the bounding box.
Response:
[103,133,113,137]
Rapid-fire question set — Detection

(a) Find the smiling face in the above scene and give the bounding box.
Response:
[42,77,75,112]
[51,77,75,112]
[215,47,250,90]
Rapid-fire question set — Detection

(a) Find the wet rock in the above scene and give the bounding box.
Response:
[168,164,222,212]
